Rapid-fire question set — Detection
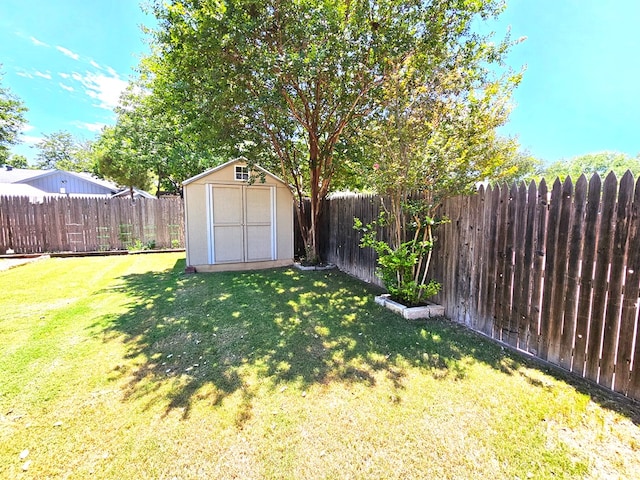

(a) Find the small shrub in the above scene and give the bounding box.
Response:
[354,213,442,306]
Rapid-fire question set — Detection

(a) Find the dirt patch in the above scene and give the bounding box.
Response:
[0,255,49,271]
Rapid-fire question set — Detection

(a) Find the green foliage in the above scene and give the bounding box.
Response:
[360,43,525,215]
[94,124,153,194]
[35,130,97,173]
[127,239,157,251]
[487,147,544,186]
[542,151,640,182]
[0,69,28,163]
[90,80,223,196]
[355,214,442,305]
[146,0,515,261]
[6,153,28,168]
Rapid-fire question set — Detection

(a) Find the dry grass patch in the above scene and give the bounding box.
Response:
[1,253,639,479]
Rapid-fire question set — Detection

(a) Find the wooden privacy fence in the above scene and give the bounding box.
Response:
[430,172,640,400]
[320,173,640,402]
[0,196,184,254]
[318,193,385,285]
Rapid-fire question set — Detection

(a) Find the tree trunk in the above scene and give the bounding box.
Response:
[293,146,326,264]
[295,195,322,264]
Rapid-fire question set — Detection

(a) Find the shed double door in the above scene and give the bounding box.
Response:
[210,185,274,263]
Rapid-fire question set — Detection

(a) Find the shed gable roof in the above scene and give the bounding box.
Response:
[182,157,287,187]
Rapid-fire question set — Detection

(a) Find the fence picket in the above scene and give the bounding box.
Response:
[473,186,487,332]
[519,181,538,351]
[616,177,640,394]
[599,172,634,388]
[547,177,573,365]
[560,175,588,371]
[0,196,184,254]
[493,185,510,340]
[585,173,618,382]
[539,179,562,360]
[573,175,601,376]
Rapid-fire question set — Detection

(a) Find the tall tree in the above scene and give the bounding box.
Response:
[148,0,514,263]
[104,85,221,196]
[362,59,522,248]
[35,130,97,172]
[94,124,153,199]
[0,69,28,164]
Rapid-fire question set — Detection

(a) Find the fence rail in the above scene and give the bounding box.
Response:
[0,196,184,254]
[320,173,640,402]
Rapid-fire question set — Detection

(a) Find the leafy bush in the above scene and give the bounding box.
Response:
[354,214,442,306]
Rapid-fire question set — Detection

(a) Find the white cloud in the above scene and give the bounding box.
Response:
[21,125,35,133]
[56,45,80,60]
[74,71,128,110]
[16,70,34,79]
[21,135,42,145]
[59,83,74,92]
[106,66,118,77]
[30,36,49,47]
[90,60,102,70]
[34,71,52,80]
[75,121,107,133]
[59,72,70,79]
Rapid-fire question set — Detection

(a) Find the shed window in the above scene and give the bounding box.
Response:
[235,165,249,181]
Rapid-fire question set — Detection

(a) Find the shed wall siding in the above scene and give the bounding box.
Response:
[184,183,209,266]
[276,187,294,260]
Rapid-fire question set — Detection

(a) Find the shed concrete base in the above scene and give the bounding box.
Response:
[190,259,294,272]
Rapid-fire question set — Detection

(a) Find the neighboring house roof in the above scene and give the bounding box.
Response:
[111,188,156,199]
[0,183,50,199]
[0,167,118,190]
[0,167,55,184]
[0,166,154,199]
[182,157,288,186]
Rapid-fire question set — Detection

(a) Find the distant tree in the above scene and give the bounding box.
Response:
[543,151,640,181]
[0,69,28,163]
[5,153,29,168]
[35,131,97,172]
[35,131,74,169]
[94,125,153,199]
[104,86,220,196]
[72,139,98,174]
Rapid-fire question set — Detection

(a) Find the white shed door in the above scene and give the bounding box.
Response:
[245,187,273,261]
[211,186,245,263]
[210,185,274,263]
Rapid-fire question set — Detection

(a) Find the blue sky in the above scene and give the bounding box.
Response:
[491,0,640,162]
[1,0,639,165]
[0,0,154,162]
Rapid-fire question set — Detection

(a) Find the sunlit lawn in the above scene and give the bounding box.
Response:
[1,253,639,479]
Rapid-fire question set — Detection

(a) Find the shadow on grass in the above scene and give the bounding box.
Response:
[95,259,640,425]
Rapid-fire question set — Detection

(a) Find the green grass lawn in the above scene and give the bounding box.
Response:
[1,253,639,479]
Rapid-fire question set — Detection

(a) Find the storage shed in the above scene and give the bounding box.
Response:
[182,158,294,272]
